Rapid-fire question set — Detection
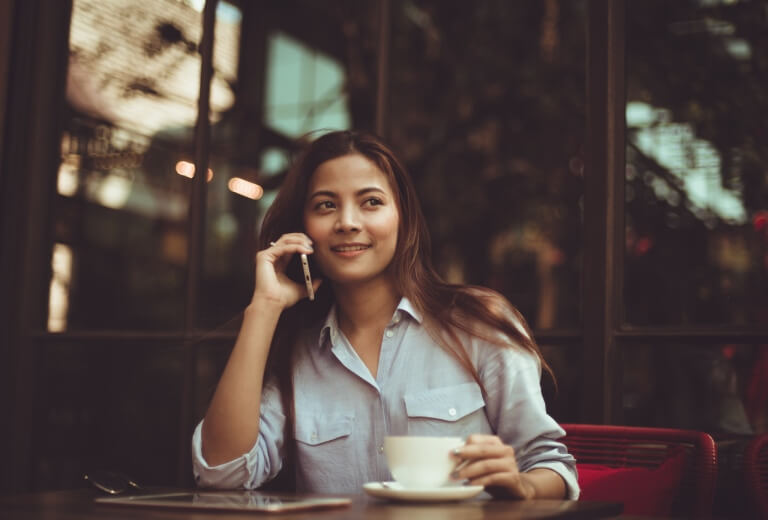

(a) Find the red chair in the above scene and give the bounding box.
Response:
[745,433,768,518]
[561,424,717,518]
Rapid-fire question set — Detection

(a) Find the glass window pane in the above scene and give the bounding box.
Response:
[32,342,184,489]
[198,1,378,327]
[49,0,215,330]
[540,344,582,424]
[623,343,767,435]
[195,340,233,422]
[388,0,586,329]
[264,31,352,137]
[625,0,768,326]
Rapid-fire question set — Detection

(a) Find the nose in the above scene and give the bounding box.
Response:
[334,205,361,233]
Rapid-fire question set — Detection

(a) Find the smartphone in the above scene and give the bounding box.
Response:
[300,253,315,301]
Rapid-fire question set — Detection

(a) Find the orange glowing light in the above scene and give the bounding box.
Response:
[175,161,214,182]
[175,160,195,178]
[228,177,264,200]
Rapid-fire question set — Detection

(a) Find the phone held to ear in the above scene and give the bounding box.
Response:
[300,253,314,301]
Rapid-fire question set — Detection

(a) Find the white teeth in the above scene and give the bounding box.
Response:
[333,245,369,252]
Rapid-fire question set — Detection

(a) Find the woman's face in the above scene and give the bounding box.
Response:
[303,153,400,288]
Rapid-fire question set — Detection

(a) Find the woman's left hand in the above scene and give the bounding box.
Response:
[451,434,536,499]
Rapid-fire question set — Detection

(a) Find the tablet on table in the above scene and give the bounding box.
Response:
[95,491,352,513]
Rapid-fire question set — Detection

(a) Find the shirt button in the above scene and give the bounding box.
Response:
[385,330,394,338]
[378,445,384,453]
[393,314,401,323]
[448,408,457,417]
[311,432,318,441]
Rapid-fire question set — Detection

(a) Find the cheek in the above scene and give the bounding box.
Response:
[303,216,326,241]
[370,209,400,242]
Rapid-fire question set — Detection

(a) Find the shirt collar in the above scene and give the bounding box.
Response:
[397,297,423,323]
[317,296,422,350]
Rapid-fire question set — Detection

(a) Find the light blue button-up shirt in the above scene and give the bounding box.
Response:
[192,298,579,499]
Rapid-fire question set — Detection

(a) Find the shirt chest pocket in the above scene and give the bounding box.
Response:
[294,413,355,468]
[403,382,489,436]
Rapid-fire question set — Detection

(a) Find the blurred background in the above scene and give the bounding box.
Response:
[0,0,766,514]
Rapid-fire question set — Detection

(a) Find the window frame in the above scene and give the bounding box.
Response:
[2,0,768,493]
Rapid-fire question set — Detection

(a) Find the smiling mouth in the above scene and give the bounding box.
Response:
[331,245,371,252]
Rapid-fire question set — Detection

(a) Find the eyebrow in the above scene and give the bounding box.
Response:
[307,187,387,200]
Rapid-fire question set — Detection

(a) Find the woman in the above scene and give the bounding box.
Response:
[192,130,579,499]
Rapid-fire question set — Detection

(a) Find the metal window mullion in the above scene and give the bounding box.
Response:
[375,0,391,137]
[178,0,218,486]
[582,0,625,424]
[185,6,216,329]
[1,0,74,494]
[617,328,768,344]
[608,0,626,425]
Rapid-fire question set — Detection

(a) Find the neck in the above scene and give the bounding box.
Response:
[333,277,400,336]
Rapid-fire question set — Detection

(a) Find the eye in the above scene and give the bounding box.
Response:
[314,200,335,211]
[363,197,383,207]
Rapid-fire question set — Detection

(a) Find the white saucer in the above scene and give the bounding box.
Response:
[362,482,484,502]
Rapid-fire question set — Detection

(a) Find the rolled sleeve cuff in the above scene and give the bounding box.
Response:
[191,421,252,489]
[528,461,580,500]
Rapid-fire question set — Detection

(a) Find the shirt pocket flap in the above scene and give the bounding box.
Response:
[404,382,485,422]
[295,414,354,446]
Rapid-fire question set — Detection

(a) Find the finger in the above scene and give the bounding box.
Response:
[269,233,313,248]
[464,434,503,446]
[449,457,471,476]
[267,241,314,254]
[454,454,514,479]
[454,443,513,461]
[257,245,312,276]
[265,242,314,262]
[452,434,501,460]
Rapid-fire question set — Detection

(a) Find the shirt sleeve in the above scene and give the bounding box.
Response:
[191,381,287,489]
[479,345,580,500]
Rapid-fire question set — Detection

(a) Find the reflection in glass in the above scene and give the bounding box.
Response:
[49,0,233,330]
[625,0,768,326]
[199,1,377,327]
[623,343,768,435]
[388,0,586,329]
[66,0,232,136]
[48,243,73,332]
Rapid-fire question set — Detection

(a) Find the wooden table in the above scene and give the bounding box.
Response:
[0,489,623,519]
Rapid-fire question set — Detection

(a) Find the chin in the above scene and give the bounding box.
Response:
[327,268,389,286]
[329,273,375,285]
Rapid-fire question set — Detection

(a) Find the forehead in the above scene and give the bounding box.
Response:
[307,153,393,193]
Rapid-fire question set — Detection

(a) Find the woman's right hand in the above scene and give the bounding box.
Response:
[251,233,321,309]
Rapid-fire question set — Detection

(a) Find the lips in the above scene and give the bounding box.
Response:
[331,244,371,252]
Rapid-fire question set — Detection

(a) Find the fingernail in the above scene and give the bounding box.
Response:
[452,448,462,455]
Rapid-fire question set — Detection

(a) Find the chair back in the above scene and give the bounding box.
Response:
[745,433,768,518]
[561,424,717,518]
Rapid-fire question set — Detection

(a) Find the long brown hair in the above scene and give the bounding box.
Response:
[258,130,552,487]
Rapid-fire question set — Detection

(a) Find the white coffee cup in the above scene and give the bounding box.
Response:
[383,436,464,489]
